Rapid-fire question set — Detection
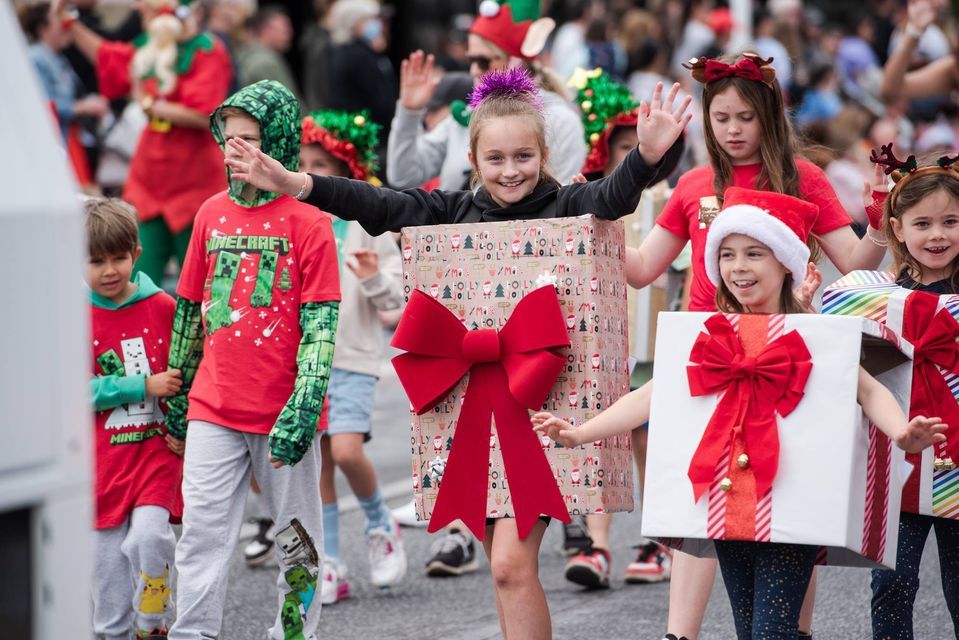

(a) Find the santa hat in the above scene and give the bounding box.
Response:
[470,0,555,60]
[567,68,639,175]
[704,187,819,286]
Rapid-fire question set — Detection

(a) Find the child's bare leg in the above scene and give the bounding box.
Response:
[329,432,378,498]
[482,526,508,638]
[631,427,648,496]
[665,551,716,640]
[799,568,817,634]
[488,518,551,640]
[319,435,337,505]
[586,513,612,548]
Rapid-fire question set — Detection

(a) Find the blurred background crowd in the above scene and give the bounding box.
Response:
[15,0,958,237]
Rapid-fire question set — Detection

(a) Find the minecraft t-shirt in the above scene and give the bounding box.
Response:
[178,192,340,434]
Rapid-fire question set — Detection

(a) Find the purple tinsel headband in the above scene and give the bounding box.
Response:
[467,67,543,112]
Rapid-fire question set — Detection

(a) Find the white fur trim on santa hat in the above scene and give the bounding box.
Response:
[704,204,810,287]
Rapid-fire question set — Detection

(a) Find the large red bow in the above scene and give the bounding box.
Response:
[909,306,959,462]
[686,314,813,502]
[391,286,572,540]
[704,58,765,84]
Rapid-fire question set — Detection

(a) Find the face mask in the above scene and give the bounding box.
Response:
[361,18,382,45]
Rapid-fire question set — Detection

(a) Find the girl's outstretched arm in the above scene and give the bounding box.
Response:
[225,137,460,236]
[533,381,653,447]
[857,367,947,453]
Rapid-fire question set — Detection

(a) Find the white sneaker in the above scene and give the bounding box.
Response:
[320,559,351,605]
[391,500,428,528]
[367,519,408,588]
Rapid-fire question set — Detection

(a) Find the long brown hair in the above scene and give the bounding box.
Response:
[714,273,808,314]
[702,54,800,203]
[884,171,959,289]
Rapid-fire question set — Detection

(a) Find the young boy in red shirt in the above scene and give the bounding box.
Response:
[165,80,340,640]
[86,197,184,640]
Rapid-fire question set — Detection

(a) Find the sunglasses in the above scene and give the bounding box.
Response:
[467,55,505,72]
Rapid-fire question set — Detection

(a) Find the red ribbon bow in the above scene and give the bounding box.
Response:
[704,58,765,84]
[391,286,572,540]
[686,314,813,502]
[909,305,959,462]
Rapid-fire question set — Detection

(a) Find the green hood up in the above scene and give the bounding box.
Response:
[211,79,301,207]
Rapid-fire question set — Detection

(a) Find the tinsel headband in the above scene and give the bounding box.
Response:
[468,67,543,113]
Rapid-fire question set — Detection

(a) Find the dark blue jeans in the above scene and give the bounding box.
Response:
[714,540,817,640]
[871,512,959,639]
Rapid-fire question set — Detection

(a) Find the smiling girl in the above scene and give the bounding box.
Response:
[533,187,946,640]
[224,66,690,640]
[621,52,891,640]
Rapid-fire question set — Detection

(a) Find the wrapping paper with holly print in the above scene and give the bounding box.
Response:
[643,312,911,569]
[823,270,959,520]
[400,215,634,523]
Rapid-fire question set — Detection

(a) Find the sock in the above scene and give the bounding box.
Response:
[322,503,340,561]
[357,486,392,534]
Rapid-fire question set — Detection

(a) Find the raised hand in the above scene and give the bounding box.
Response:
[796,262,822,309]
[862,163,890,229]
[346,249,380,279]
[400,50,441,111]
[636,82,693,166]
[896,415,947,453]
[531,411,580,448]
[225,137,302,196]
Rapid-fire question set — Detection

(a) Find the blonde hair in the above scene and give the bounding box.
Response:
[85,198,140,258]
[884,169,959,289]
[467,92,556,190]
[131,0,184,96]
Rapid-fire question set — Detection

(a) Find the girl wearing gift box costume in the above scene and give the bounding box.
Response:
[534,187,947,640]
[225,67,690,640]
[823,146,959,638]
[622,52,892,640]
[58,0,233,284]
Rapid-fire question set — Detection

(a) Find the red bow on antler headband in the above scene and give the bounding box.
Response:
[684,54,777,88]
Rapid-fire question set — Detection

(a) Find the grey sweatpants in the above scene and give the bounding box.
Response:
[93,505,177,639]
[168,421,323,640]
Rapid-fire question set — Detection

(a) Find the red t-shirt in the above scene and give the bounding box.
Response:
[177,192,340,434]
[91,291,183,529]
[656,161,852,311]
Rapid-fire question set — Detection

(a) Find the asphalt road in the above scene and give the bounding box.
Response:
[217,354,952,640]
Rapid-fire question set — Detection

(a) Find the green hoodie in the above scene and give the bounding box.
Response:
[89,272,165,410]
[210,79,301,207]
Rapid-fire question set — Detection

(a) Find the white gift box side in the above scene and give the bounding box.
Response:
[642,312,910,569]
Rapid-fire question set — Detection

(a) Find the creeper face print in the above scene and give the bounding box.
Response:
[103,337,165,430]
[205,251,241,335]
[280,596,305,640]
[96,349,125,377]
[250,250,279,307]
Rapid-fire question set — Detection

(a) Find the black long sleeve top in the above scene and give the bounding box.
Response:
[304,137,684,236]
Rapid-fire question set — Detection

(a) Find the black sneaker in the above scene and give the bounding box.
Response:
[425,528,479,577]
[561,517,593,557]
[243,518,274,567]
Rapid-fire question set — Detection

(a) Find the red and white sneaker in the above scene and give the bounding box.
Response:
[320,559,351,605]
[624,540,672,583]
[564,546,611,589]
[367,518,407,588]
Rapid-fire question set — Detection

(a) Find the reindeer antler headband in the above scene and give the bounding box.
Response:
[683,53,778,88]
[870,142,959,210]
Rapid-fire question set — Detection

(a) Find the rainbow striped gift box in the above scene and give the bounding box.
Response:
[824,271,959,521]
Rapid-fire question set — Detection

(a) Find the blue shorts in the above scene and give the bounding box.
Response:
[325,368,377,441]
